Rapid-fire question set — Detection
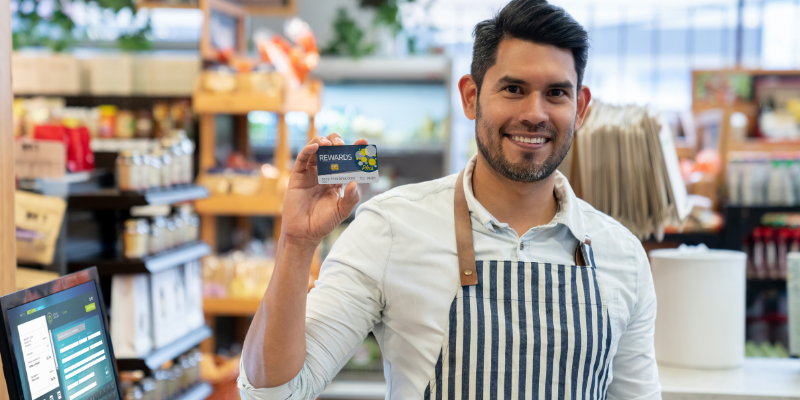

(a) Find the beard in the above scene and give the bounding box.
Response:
[475,102,574,183]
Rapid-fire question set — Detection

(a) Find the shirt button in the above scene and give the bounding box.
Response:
[520,242,525,250]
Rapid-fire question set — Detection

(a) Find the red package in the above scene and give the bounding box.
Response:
[65,126,94,172]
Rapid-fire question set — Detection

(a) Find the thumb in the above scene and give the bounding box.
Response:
[337,181,360,218]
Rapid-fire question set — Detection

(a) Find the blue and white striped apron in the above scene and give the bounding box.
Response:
[422,171,614,399]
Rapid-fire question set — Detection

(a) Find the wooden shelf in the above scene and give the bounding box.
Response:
[117,325,213,371]
[203,297,261,316]
[193,79,321,115]
[67,242,211,275]
[193,89,282,115]
[729,139,800,152]
[195,193,283,216]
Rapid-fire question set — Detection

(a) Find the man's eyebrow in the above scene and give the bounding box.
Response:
[549,80,575,90]
[496,76,528,86]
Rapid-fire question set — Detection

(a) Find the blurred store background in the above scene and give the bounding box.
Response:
[7,0,800,399]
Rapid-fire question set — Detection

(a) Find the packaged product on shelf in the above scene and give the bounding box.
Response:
[779,228,790,276]
[110,274,153,358]
[165,217,177,249]
[135,110,153,139]
[124,219,150,259]
[15,191,67,265]
[184,261,205,331]
[145,152,163,189]
[98,105,117,138]
[728,152,800,206]
[178,131,195,184]
[153,103,173,138]
[153,369,169,400]
[765,227,778,279]
[150,268,181,348]
[172,215,186,245]
[160,138,181,186]
[116,110,136,139]
[202,248,275,299]
[789,253,800,356]
[140,378,156,400]
[117,150,145,192]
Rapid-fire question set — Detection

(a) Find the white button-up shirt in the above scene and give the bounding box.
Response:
[238,156,661,400]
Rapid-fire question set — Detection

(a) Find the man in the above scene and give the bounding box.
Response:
[239,0,661,399]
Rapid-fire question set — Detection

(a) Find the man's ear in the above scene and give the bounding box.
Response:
[459,74,478,121]
[574,85,592,130]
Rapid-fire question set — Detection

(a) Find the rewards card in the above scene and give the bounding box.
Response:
[317,145,379,184]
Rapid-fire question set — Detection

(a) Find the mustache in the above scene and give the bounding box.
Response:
[499,121,558,135]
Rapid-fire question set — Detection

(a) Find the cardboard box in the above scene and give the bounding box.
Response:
[11,52,81,95]
[133,56,200,96]
[15,140,66,179]
[83,54,133,95]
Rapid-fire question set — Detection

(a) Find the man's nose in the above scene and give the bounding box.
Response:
[518,93,549,126]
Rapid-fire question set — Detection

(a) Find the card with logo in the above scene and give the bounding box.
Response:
[317,145,379,184]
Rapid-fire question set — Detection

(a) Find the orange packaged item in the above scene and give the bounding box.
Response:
[98,105,117,138]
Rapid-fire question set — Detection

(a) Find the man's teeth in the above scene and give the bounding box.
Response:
[512,136,547,144]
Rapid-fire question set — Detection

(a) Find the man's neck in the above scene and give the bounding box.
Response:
[471,154,559,237]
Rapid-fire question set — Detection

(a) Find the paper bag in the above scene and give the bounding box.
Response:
[110,274,153,357]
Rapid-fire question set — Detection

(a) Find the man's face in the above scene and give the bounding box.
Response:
[462,38,590,182]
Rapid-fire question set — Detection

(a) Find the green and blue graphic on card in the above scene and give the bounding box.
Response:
[317,145,379,184]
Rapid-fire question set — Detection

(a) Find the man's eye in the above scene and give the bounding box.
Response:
[550,89,565,97]
[505,85,522,94]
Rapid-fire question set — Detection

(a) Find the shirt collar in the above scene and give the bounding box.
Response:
[462,154,588,244]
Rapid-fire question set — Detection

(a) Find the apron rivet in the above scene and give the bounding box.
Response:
[464,269,473,276]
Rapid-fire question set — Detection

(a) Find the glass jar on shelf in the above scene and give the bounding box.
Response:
[149,217,166,255]
[173,215,186,247]
[161,138,182,187]
[141,377,156,400]
[117,150,146,192]
[124,219,150,259]
[146,152,162,190]
[165,217,177,250]
[177,131,195,185]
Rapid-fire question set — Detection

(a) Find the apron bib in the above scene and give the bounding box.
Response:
[422,171,614,400]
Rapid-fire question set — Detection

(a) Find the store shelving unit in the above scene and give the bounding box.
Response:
[117,325,214,371]
[69,185,209,209]
[67,241,211,275]
[193,81,322,321]
[173,383,214,400]
[691,69,800,188]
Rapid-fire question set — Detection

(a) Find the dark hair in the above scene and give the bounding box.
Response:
[471,0,589,94]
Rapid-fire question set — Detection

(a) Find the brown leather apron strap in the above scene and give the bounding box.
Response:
[454,169,591,285]
[455,170,478,286]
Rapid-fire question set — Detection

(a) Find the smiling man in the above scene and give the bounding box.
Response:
[238,1,661,399]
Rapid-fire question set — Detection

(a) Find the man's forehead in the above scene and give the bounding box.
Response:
[487,38,578,85]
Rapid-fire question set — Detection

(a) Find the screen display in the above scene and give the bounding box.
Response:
[7,281,118,400]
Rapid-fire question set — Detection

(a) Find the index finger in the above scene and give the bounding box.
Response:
[293,143,319,174]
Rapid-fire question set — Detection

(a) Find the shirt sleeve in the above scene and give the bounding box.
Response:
[607,236,662,400]
[238,199,392,400]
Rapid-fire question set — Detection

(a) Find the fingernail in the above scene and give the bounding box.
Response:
[336,138,345,145]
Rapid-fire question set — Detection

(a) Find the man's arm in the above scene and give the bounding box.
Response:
[607,238,661,400]
[241,133,370,390]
